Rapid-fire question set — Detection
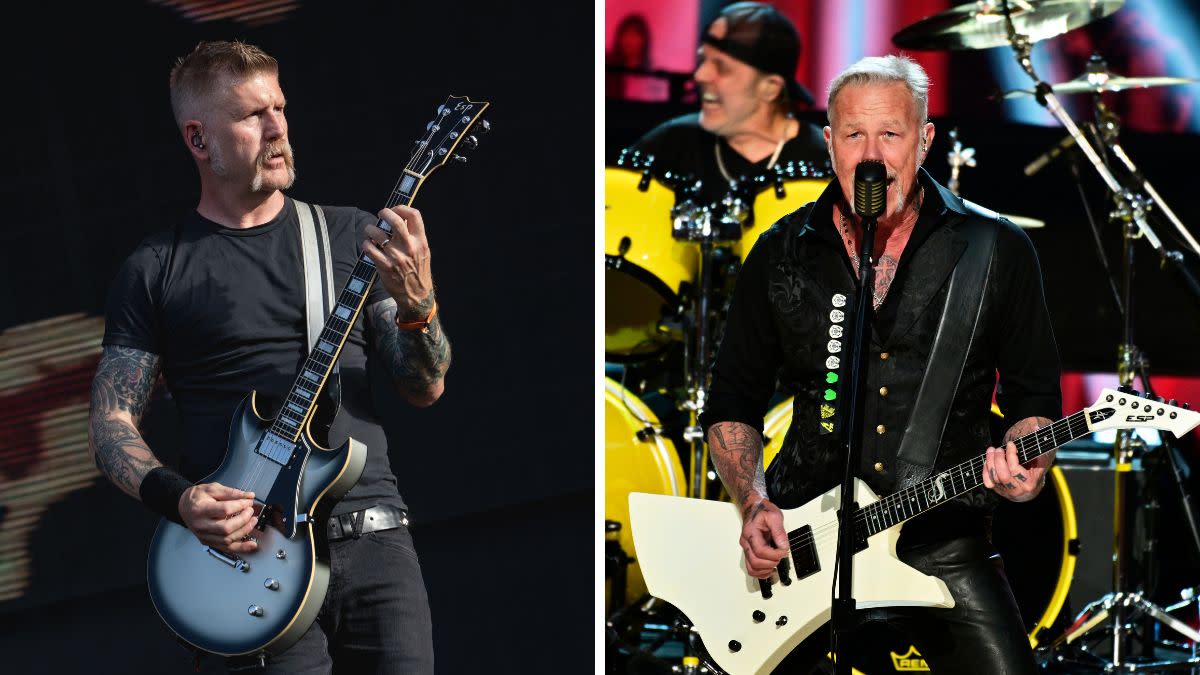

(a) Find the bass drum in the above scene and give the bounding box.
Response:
[604,377,687,615]
[604,167,698,363]
[761,398,1078,672]
[733,178,830,261]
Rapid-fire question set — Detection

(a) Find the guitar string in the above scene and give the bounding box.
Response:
[785,414,1088,550]
[781,413,1090,551]
[234,106,468,512]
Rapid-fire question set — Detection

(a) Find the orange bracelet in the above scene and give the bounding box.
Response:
[394,300,438,333]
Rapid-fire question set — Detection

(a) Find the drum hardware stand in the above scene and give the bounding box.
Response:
[992,3,1200,668]
[674,185,749,500]
[944,127,976,196]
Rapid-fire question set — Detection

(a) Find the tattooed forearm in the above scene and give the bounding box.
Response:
[88,346,164,499]
[707,421,766,510]
[367,296,451,406]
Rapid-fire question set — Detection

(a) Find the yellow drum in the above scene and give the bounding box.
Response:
[605,167,698,362]
[604,377,686,614]
[735,178,830,261]
[760,397,1077,657]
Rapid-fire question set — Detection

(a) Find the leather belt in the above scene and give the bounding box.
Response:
[327,504,409,542]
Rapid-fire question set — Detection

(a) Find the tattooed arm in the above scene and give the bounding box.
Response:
[87,345,164,498]
[982,415,1055,502]
[366,295,451,407]
[708,421,767,508]
[708,421,788,579]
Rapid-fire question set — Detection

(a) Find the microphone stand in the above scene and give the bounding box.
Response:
[832,208,878,675]
[995,2,1200,669]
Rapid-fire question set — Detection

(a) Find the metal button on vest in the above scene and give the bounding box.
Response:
[874,462,885,473]
[880,352,890,360]
[876,424,886,434]
[879,386,889,397]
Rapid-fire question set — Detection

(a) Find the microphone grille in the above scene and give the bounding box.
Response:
[853,160,887,219]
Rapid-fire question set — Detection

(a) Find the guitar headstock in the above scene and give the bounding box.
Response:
[406,95,490,179]
[1086,387,1200,437]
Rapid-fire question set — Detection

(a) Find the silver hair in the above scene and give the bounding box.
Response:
[826,54,929,124]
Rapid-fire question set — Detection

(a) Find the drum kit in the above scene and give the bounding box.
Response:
[605,1,1200,673]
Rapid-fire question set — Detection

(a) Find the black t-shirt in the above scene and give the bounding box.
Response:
[630,112,830,206]
[103,196,404,516]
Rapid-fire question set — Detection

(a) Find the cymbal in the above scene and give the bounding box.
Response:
[1004,74,1199,98]
[892,0,1124,51]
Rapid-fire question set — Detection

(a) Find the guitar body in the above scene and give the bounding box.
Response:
[147,391,366,657]
[629,390,1200,674]
[630,480,954,675]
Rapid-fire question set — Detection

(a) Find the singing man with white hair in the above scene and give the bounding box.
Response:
[700,54,1061,672]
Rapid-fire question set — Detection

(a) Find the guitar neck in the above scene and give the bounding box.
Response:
[858,409,1094,536]
[264,178,422,449]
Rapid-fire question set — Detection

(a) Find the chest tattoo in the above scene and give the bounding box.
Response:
[849,253,900,309]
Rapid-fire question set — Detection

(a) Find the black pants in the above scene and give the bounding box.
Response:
[197,525,434,674]
[775,536,1038,674]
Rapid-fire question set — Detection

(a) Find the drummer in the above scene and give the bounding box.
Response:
[628,1,828,206]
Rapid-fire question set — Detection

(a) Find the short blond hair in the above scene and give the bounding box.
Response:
[169,40,278,129]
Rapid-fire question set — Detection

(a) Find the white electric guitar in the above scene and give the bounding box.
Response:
[630,388,1200,675]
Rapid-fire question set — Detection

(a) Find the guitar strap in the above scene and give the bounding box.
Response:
[893,208,999,490]
[293,199,342,421]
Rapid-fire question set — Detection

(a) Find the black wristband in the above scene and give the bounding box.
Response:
[139,466,193,526]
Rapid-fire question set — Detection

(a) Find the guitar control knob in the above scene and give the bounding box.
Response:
[248,605,264,617]
[776,616,788,627]
[264,578,279,590]
[752,610,766,623]
[728,640,741,652]
[1169,399,1179,407]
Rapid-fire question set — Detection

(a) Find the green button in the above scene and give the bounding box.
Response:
[826,372,839,384]
[824,389,837,401]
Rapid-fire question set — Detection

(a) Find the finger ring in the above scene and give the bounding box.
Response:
[378,238,390,248]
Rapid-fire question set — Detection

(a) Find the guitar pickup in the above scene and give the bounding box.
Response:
[787,524,821,581]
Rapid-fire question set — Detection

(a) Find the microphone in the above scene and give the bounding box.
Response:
[853,160,887,220]
[1023,134,1078,176]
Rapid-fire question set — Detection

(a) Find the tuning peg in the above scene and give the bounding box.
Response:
[476,119,491,134]
[462,135,478,150]
[437,104,450,117]
[452,154,467,164]
[426,120,440,132]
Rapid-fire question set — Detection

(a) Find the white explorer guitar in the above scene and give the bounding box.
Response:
[630,388,1200,675]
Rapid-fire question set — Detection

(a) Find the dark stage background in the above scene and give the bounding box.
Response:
[0,1,593,673]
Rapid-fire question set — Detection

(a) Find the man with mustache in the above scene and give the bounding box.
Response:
[701,55,1061,672]
[628,2,827,207]
[88,41,441,672]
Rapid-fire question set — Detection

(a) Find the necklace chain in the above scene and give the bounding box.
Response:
[714,123,788,184]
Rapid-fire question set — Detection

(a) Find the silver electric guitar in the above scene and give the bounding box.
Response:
[146,95,489,658]
[630,388,1200,675]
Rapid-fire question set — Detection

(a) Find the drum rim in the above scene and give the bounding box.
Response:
[604,254,680,363]
[603,378,685,497]
[1029,464,1078,648]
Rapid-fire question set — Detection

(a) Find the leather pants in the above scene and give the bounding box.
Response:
[773,536,1038,674]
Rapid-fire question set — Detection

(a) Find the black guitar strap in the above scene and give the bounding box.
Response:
[293,199,342,421]
[893,209,999,489]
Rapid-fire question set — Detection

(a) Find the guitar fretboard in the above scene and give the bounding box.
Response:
[253,96,488,463]
[258,183,420,461]
[855,407,1108,536]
